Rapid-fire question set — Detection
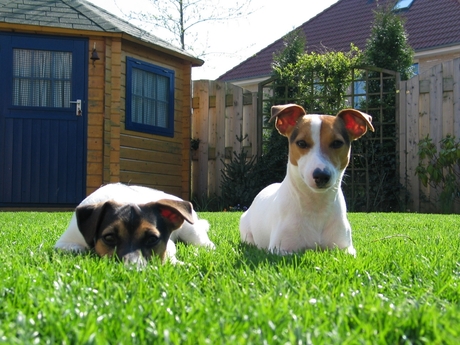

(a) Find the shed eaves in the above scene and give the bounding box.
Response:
[0,0,203,66]
[219,0,460,82]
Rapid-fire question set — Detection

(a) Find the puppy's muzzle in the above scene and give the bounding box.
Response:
[313,168,331,188]
[122,250,147,268]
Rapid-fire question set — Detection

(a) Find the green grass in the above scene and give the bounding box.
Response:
[0,211,459,344]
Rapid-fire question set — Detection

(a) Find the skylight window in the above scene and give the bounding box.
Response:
[394,0,415,11]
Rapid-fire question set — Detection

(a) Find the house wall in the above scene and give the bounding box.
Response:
[416,50,460,74]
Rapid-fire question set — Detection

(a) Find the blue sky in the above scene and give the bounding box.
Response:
[87,0,339,80]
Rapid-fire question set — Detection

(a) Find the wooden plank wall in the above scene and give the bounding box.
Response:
[399,58,460,212]
[119,41,191,199]
[86,36,123,196]
[86,36,106,195]
[191,80,258,199]
[85,37,194,200]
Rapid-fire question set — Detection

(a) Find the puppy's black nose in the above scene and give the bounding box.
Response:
[313,168,331,188]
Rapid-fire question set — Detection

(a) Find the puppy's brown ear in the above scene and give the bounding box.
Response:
[270,104,306,136]
[75,201,118,247]
[149,199,194,231]
[337,109,375,140]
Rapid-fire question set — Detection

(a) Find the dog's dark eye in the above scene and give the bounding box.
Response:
[102,234,118,247]
[330,140,344,149]
[296,140,309,149]
[144,235,160,247]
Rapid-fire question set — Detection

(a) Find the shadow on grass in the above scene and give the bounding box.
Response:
[236,242,346,271]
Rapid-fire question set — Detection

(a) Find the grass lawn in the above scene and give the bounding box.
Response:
[0,211,459,344]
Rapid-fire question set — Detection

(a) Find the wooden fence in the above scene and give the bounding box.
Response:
[191,59,460,212]
[399,58,460,212]
[191,80,258,199]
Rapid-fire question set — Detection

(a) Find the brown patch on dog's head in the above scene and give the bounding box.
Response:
[287,116,314,166]
[318,115,353,170]
[75,199,194,266]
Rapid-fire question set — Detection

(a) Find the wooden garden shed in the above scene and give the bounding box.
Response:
[0,0,203,208]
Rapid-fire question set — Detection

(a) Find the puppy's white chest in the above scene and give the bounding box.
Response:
[270,209,346,252]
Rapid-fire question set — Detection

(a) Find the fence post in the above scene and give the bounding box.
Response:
[192,80,210,198]
[453,58,460,213]
[214,81,226,197]
[404,75,420,212]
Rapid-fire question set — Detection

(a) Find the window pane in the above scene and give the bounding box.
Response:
[145,99,155,126]
[12,49,72,108]
[132,95,143,123]
[157,75,168,101]
[132,69,143,96]
[156,101,167,128]
[130,67,170,129]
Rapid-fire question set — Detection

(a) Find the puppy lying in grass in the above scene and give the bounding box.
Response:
[55,183,214,266]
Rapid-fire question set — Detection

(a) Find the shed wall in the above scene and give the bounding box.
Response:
[85,36,193,200]
[118,40,192,199]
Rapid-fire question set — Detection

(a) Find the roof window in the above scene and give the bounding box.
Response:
[394,0,415,11]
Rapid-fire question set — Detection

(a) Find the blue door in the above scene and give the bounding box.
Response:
[0,33,87,207]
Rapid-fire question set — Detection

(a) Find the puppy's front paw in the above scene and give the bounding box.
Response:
[346,246,357,257]
[198,239,215,250]
[54,243,88,253]
[166,256,184,265]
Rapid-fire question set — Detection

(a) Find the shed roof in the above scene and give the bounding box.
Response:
[219,0,460,82]
[0,0,203,66]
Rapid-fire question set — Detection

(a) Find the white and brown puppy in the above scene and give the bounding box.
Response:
[240,104,374,255]
[55,183,214,265]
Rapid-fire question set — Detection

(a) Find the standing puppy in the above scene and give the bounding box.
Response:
[55,183,215,265]
[240,104,374,255]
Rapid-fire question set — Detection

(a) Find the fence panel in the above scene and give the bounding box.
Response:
[400,58,460,212]
[191,81,257,199]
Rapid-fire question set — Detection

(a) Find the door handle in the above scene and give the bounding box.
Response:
[70,99,82,116]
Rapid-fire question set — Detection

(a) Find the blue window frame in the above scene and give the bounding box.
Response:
[126,57,175,137]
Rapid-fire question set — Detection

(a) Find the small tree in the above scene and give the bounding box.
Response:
[355,2,415,211]
[220,135,257,210]
[363,1,414,80]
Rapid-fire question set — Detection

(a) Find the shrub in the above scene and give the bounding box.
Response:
[220,135,258,210]
[415,135,460,213]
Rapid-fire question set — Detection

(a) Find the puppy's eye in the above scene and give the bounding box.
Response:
[144,235,160,247]
[296,140,309,149]
[330,140,344,149]
[102,234,118,247]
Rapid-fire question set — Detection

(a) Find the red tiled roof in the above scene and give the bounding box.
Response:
[218,0,460,82]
